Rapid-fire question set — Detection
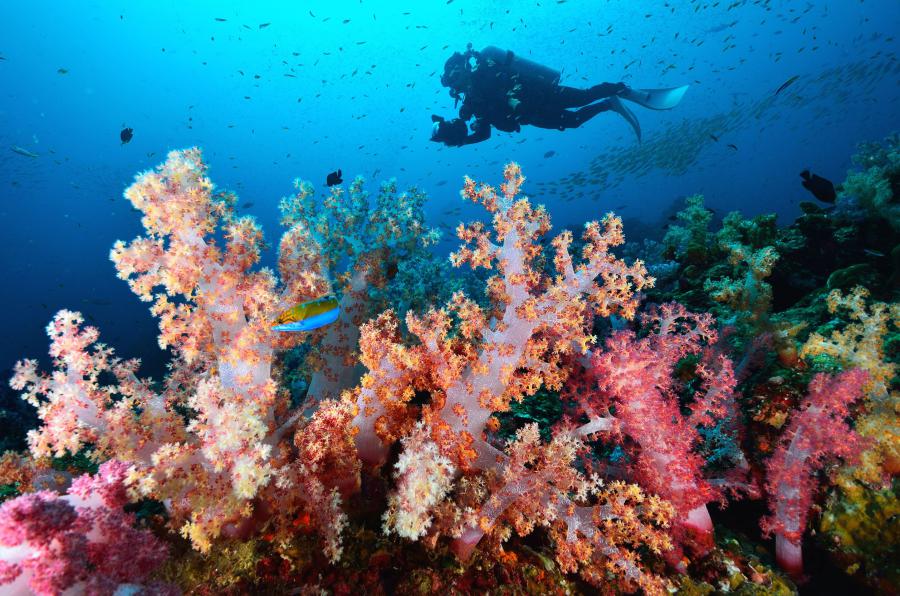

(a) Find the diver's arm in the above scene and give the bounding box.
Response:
[459,99,474,121]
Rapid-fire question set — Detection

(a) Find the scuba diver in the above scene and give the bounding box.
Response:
[431,44,689,147]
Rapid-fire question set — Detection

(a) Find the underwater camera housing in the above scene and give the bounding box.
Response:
[430,115,468,145]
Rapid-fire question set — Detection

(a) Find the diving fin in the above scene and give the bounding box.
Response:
[607,96,641,143]
[619,85,689,110]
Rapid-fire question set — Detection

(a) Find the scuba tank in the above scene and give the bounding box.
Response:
[478,46,561,87]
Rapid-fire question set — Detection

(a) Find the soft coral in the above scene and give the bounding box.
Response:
[575,303,749,560]
[761,369,868,580]
[0,461,173,595]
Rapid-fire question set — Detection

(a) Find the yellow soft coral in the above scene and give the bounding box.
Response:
[801,287,899,397]
[800,286,900,487]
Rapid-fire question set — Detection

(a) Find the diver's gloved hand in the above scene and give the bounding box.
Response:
[430,117,469,146]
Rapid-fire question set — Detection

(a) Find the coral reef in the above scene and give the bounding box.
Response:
[842,132,900,232]
[3,136,899,594]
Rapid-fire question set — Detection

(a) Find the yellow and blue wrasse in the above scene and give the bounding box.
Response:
[271,295,340,332]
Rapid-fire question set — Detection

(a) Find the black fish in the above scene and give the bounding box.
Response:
[326,169,343,186]
[543,150,556,158]
[120,127,133,144]
[726,143,738,151]
[799,170,836,203]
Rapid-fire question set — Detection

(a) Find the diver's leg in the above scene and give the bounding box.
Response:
[526,100,612,130]
[566,100,613,128]
[556,83,625,108]
[555,86,595,108]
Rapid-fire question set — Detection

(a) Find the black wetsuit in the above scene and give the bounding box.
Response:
[440,50,625,146]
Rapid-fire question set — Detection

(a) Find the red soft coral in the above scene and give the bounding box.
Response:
[577,303,746,560]
[761,369,868,580]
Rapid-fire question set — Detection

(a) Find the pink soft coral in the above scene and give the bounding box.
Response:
[0,461,173,596]
[761,369,868,580]
[11,150,355,559]
[572,303,750,563]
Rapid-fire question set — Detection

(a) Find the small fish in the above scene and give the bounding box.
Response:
[543,150,556,158]
[272,295,340,332]
[259,22,271,29]
[10,146,38,158]
[799,170,836,203]
[709,134,719,142]
[326,169,343,186]
[726,143,738,151]
[774,75,799,95]
[57,68,68,74]
[863,248,885,258]
[120,127,134,144]
[214,17,227,22]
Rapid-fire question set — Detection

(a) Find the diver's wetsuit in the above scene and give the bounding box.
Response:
[433,47,625,146]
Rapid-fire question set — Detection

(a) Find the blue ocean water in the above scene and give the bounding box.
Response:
[0,0,897,380]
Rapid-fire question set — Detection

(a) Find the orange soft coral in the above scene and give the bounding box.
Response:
[348,163,662,589]
[351,162,652,468]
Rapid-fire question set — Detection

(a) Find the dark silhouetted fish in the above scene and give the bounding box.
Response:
[120,127,134,144]
[326,169,343,186]
[800,170,836,203]
[544,150,556,158]
[774,75,799,95]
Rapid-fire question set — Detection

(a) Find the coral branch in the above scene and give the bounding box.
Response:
[761,369,868,579]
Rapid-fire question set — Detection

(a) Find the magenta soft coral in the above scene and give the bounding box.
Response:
[0,461,174,596]
[761,369,868,580]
